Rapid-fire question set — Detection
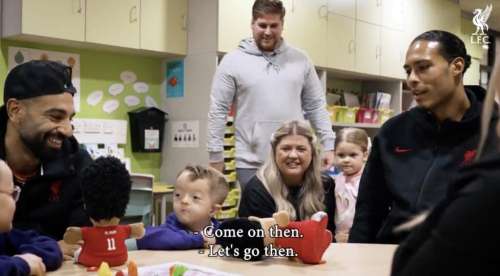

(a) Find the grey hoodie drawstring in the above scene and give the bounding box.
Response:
[238,38,282,74]
[263,54,280,73]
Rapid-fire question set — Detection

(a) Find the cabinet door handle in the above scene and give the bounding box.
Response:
[130,5,138,23]
[319,5,328,18]
[182,13,187,31]
[73,0,82,14]
[348,40,355,54]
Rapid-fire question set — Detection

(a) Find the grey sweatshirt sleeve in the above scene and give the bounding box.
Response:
[207,57,236,162]
[301,60,335,151]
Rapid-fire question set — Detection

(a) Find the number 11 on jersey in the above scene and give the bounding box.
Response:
[107,238,116,251]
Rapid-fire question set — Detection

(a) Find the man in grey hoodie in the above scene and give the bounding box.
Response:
[207,0,335,189]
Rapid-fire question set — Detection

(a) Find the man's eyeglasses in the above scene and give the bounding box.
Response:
[0,185,21,202]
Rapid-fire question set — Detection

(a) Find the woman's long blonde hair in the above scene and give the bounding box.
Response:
[477,58,500,158]
[257,120,324,220]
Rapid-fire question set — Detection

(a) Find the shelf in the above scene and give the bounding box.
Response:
[332,122,382,129]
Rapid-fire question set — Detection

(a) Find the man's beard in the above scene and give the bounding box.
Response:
[19,132,63,161]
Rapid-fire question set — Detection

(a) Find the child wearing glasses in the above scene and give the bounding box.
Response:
[0,159,63,275]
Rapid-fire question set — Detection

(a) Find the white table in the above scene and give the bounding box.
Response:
[49,243,397,276]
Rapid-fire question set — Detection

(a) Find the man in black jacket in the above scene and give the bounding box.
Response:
[349,30,498,244]
[0,60,92,257]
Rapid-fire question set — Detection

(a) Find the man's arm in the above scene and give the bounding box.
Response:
[300,61,335,167]
[207,57,237,172]
[349,136,391,243]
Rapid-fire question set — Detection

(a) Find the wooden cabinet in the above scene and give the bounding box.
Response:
[382,0,404,30]
[2,0,85,41]
[355,21,380,76]
[327,13,355,71]
[356,0,382,25]
[327,0,355,18]
[140,0,187,54]
[86,0,140,49]
[380,28,405,79]
[2,0,187,55]
[217,0,253,53]
[283,0,328,67]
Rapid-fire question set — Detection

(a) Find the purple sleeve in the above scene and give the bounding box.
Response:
[0,256,30,276]
[136,224,204,250]
[11,229,63,271]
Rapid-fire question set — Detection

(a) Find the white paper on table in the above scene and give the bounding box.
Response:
[123,261,240,276]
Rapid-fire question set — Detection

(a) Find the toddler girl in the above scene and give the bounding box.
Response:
[333,128,369,242]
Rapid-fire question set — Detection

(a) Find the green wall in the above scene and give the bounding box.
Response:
[0,39,163,180]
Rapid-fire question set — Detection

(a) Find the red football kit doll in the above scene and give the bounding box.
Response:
[77,225,132,267]
[62,157,145,267]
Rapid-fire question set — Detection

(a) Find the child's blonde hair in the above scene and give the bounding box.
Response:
[335,128,369,153]
[177,165,229,204]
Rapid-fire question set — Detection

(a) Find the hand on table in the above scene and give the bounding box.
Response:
[16,253,46,275]
[58,240,81,261]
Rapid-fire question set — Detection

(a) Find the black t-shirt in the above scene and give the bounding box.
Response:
[238,172,336,234]
[391,153,500,275]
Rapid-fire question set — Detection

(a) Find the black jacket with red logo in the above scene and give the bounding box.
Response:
[349,86,498,244]
[0,107,92,240]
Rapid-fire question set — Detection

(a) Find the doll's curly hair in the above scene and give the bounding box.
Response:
[81,156,131,221]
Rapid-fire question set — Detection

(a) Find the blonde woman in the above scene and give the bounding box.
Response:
[238,120,335,233]
[391,59,500,274]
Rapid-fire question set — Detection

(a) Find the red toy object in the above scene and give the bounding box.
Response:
[217,211,332,264]
[62,157,145,268]
[77,225,131,267]
[87,266,98,272]
[275,212,333,264]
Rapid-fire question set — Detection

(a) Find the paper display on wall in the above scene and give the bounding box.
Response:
[166,60,184,98]
[145,129,160,150]
[171,120,199,148]
[8,47,81,112]
[73,118,127,144]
